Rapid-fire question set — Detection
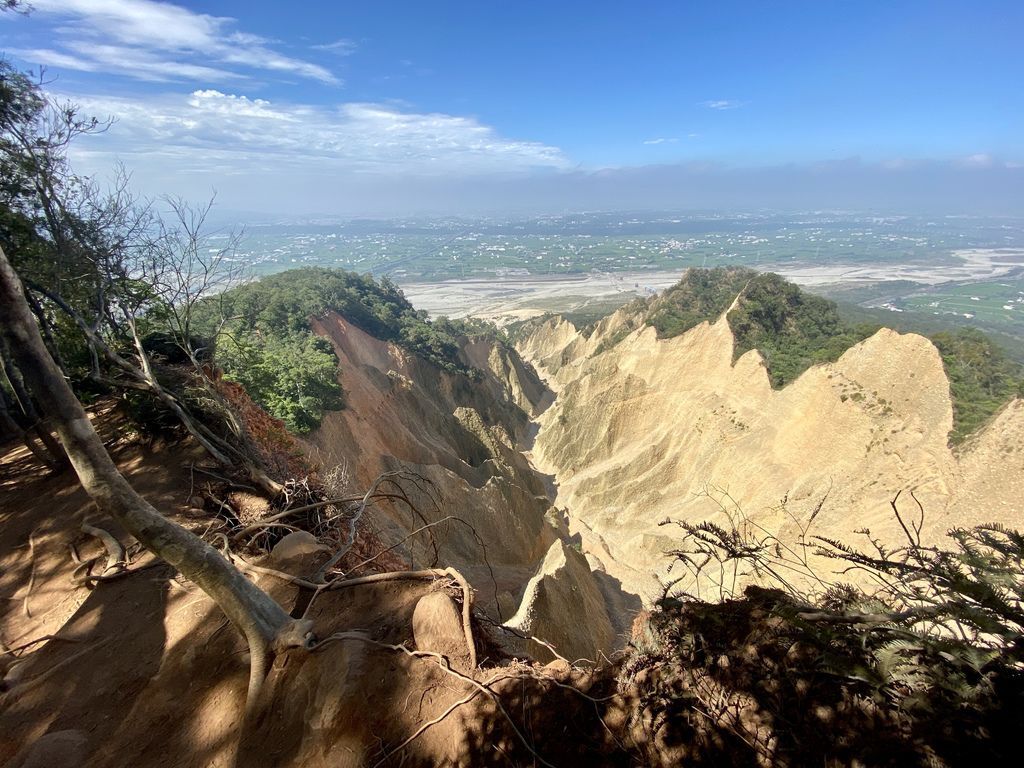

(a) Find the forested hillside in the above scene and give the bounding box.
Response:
[194,268,508,432]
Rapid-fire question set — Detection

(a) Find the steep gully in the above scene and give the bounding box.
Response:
[306,312,636,663]
[306,305,1024,664]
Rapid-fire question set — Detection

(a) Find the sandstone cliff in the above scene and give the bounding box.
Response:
[520,309,1024,603]
[306,313,634,659]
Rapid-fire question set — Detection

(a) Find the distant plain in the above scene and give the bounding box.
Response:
[229,211,1024,353]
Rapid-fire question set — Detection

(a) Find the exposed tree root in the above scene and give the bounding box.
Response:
[373,686,485,766]
[81,523,127,570]
[480,617,573,666]
[226,550,480,672]
[21,526,41,618]
[229,553,321,590]
[311,632,554,767]
[321,568,477,670]
[70,524,136,587]
[0,637,113,700]
[1,633,83,658]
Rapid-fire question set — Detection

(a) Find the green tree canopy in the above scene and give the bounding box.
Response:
[195,268,485,432]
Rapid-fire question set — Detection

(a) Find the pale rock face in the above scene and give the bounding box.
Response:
[521,312,1024,603]
[305,304,1024,655]
[306,313,620,648]
[307,314,558,600]
[503,539,617,663]
[412,591,472,670]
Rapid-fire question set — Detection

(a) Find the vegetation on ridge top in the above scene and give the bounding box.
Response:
[643,267,874,386]
[618,267,1024,444]
[196,268,490,433]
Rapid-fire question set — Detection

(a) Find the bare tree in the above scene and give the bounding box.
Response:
[2,65,284,495]
[0,243,313,708]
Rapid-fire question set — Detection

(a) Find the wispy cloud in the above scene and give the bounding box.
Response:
[643,137,679,145]
[19,0,339,84]
[701,99,744,110]
[312,38,357,56]
[956,153,995,169]
[66,89,570,176]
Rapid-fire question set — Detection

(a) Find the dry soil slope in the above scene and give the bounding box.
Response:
[520,311,1024,603]
[306,313,629,660]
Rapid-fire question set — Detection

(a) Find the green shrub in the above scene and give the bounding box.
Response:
[931,328,1024,444]
[195,268,480,432]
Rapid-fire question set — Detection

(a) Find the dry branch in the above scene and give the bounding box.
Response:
[311,632,552,768]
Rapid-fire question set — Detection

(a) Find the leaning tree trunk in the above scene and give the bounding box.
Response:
[0,244,312,708]
[0,386,63,469]
[0,341,69,470]
[26,281,284,498]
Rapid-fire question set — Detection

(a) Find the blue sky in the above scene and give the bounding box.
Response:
[2,0,1022,216]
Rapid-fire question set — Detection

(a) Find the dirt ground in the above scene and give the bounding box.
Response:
[0,409,641,767]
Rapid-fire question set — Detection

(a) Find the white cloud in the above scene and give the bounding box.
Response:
[956,153,994,169]
[701,99,744,110]
[22,0,338,84]
[642,137,679,145]
[64,89,570,178]
[10,43,248,82]
[312,38,357,55]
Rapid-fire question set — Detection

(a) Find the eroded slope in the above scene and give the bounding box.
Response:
[521,308,1024,602]
[306,313,637,659]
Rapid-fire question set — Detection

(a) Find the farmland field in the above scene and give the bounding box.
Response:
[228,211,1024,352]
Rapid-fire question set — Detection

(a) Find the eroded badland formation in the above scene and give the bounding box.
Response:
[3,271,1023,766]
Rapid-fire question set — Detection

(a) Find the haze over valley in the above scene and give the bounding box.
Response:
[224,211,1024,356]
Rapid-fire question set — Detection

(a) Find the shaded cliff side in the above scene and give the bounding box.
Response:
[306,312,637,659]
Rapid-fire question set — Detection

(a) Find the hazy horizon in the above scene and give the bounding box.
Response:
[3,1,1022,217]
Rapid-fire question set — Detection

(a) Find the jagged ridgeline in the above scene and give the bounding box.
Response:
[193,268,492,433]
[594,267,1024,444]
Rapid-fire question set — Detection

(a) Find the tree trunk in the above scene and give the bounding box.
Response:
[26,280,284,497]
[0,244,311,708]
[0,353,69,469]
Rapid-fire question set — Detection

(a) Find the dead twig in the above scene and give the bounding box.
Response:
[230,494,379,541]
[312,632,553,768]
[312,474,402,581]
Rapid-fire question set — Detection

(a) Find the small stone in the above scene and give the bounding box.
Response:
[543,658,572,678]
[270,531,327,563]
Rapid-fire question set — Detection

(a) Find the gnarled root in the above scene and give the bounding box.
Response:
[71,524,129,587]
[319,567,477,669]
